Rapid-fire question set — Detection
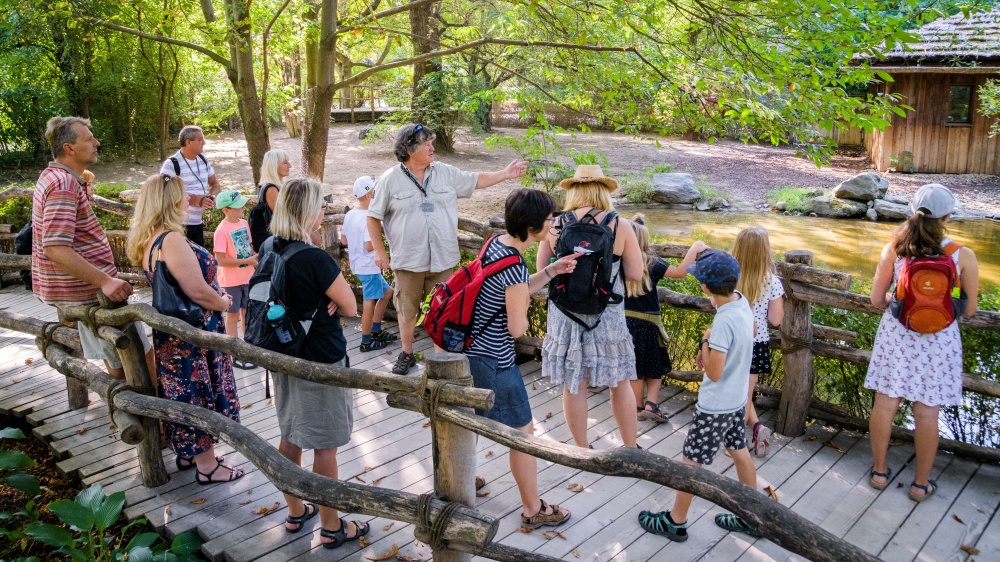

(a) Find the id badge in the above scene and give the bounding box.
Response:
[421,202,435,212]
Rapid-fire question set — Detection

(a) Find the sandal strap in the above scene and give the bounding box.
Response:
[197,460,241,482]
[871,468,891,479]
[911,479,936,492]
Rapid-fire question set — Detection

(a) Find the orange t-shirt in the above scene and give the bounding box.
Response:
[213,219,254,287]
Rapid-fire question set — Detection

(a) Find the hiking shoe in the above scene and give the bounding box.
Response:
[372,330,398,343]
[638,510,688,542]
[752,422,771,458]
[360,339,388,352]
[715,513,760,537]
[391,351,417,375]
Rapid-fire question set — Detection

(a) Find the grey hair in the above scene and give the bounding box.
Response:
[178,125,204,148]
[393,124,436,162]
[45,116,92,159]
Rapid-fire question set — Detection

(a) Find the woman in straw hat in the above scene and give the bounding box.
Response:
[537,165,644,449]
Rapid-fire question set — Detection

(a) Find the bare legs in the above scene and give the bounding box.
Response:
[510,422,541,516]
[563,380,638,448]
[631,378,663,416]
[278,440,349,535]
[671,449,756,523]
[870,393,939,495]
[745,374,760,426]
[869,393,901,487]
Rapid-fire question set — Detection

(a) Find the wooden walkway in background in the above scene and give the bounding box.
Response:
[2,283,998,561]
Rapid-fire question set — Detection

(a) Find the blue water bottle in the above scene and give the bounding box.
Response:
[267,304,294,344]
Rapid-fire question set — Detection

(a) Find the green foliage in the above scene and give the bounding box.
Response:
[1,427,40,498]
[766,187,826,212]
[21,484,202,562]
[618,163,675,204]
[978,78,1000,137]
[889,151,916,173]
[695,175,729,201]
[0,184,34,230]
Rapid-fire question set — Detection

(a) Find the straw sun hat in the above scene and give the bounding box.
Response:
[559,165,619,191]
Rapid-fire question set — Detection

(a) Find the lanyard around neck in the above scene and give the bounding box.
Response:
[182,154,206,192]
[400,163,429,197]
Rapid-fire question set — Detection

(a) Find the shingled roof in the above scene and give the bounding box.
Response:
[876,6,1000,66]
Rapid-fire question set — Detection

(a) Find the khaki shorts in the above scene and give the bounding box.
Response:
[392,268,454,323]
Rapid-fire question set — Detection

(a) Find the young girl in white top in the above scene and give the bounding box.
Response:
[732,227,784,457]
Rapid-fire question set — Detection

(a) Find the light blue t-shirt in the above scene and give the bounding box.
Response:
[697,292,754,414]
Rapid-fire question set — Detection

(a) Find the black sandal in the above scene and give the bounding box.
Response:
[285,502,318,533]
[195,459,244,485]
[320,517,370,549]
[176,455,224,471]
[643,400,668,423]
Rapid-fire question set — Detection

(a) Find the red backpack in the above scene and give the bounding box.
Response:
[425,237,523,353]
[889,241,965,334]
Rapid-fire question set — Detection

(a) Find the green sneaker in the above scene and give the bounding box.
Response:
[715,513,760,538]
[638,510,688,542]
[360,339,388,352]
[372,330,398,342]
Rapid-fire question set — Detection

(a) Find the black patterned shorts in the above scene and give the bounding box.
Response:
[750,341,772,376]
[682,407,747,465]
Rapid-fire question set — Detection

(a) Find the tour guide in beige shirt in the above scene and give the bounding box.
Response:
[368,123,526,375]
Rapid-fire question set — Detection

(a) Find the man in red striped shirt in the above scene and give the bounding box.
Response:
[32,116,153,380]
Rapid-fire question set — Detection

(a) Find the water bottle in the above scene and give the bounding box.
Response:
[266,303,294,344]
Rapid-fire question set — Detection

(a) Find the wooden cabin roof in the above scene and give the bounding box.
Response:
[873,7,1000,67]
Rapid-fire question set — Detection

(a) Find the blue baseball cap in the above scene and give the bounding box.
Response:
[686,249,740,288]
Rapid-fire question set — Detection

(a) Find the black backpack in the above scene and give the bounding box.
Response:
[548,209,622,332]
[247,184,277,253]
[244,238,317,357]
[14,221,32,291]
[168,154,209,176]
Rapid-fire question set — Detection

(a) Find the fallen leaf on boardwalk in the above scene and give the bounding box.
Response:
[30,391,34,395]
[383,521,395,532]
[977,507,986,513]
[960,545,981,555]
[555,531,567,540]
[953,513,966,525]
[518,526,534,533]
[386,350,393,355]
[359,536,371,548]
[764,486,778,501]
[822,441,845,453]
[541,531,554,540]
[354,475,367,483]
[559,439,569,444]
[804,435,820,441]
[484,451,494,458]
[247,489,253,494]
[191,498,206,504]
[267,398,273,405]
[77,428,87,435]
[365,544,398,561]
[896,483,904,488]
[24,358,32,364]
[371,476,387,486]
[164,506,171,516]
[476,491,490,497]
[567,483,585,493]
[242,403,253,410]
[545,412,553,419]
[396,557,420,562]
[251,502,280,515]
[364,466,373,472]
[422,421,431,428]
[342,321,348,328]
[239,500,252,505]
[532,384,537,390]
[11,379,19,384]
[888,440,905,447]
[572,548,580,558]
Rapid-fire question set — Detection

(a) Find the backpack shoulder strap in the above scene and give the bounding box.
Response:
[278,240,310,262]
[198,154,209,166]
[600,211,619,236]
[943,241,964,289]
[943,241,963,256]
[582,208,601,224]
[477,235,497,260]
[169,157,180,176]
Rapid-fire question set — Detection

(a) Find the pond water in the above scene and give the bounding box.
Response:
[639,210,1000,286]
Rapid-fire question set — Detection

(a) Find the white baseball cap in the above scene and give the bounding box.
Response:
[911,183,957,218]
[353,176,377,198]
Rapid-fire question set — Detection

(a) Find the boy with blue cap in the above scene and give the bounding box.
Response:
[638,249,760,541]
[214,189,257,353]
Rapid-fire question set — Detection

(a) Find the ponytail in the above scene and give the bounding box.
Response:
[626,213,654,298]
[891,210,945,258]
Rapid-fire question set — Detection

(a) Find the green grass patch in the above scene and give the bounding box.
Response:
[695,175,729,200]
[766,187,826,212]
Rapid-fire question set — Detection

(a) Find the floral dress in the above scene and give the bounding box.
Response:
[145,234,241,458]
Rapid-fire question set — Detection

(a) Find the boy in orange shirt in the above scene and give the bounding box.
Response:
[213,190,258,358]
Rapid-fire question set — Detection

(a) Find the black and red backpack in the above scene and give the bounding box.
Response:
[425,236,523,353]
[548,209,622,332]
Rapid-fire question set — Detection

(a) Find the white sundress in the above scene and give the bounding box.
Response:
[864,243,964,406]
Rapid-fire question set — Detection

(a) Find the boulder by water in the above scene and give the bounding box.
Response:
[866,208,878,221]
[803,196,868,218]
[651,173,700,204]
[833,172,889,202]
[884,194,909,206]
[874,199,913,221]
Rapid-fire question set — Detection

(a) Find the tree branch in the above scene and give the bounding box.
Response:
[337,0,440,32]
[261,0,295,123]
[80,15,231,68]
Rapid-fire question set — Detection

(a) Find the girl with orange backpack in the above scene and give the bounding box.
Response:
[866,184,979,502]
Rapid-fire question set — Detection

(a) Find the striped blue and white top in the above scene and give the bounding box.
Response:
[466,237,531,368]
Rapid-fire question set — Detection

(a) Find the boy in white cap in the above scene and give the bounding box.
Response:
[342,177,397,351]
[214,189,258,351]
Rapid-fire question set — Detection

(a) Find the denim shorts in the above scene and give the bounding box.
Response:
[358,273,391,301]
[467,355,532,428]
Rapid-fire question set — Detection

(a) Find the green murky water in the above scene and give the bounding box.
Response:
[638,210,1000,286]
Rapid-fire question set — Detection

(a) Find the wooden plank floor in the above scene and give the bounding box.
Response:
[1,282,994,561]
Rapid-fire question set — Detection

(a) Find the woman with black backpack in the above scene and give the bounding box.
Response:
[248,149,291,252]
[537,165,644,449]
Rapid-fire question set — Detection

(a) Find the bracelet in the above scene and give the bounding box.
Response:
[544,266,553,280]
[700,338,710,346]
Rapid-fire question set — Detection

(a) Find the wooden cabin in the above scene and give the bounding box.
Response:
[864,8,1000,174]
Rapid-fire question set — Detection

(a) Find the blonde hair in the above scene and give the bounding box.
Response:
[563,182,613,212]
[126,174,187,266]
[626,213,654,298]
[271,177,323,243]
[258,149,289,189]
[732,226,776,307]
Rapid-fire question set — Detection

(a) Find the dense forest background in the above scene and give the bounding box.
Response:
[1,0,998,182]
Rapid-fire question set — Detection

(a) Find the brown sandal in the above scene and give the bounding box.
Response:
[521,499,571,529]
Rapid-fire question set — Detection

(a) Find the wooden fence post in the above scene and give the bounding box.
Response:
[776,250,815,438]
[421,353,476,562]
[98,294,169,486]
[55,309,90,410]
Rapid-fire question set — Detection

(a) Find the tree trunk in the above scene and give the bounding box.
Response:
[300,0,337,181]
[224,0,269,184]
[409,1,451,151]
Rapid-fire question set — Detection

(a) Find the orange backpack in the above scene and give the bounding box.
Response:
[888,241,965,334]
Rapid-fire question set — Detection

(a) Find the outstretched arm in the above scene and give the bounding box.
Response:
[475,160,527,189]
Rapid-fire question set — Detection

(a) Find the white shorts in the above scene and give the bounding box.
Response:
[78,321,152,369]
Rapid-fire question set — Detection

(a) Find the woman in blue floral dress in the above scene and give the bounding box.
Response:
[126,173,244,484]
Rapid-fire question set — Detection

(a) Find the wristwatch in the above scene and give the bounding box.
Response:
[700,338,710,346]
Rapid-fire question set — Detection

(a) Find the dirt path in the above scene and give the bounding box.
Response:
[84,125,1000,220]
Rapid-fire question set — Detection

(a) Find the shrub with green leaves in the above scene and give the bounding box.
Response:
[1,427,39,497]
[766,187,826,213]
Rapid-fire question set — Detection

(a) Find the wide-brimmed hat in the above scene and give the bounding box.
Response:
[559,165,618,191]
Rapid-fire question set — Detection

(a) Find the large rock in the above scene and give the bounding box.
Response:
[833,172,889,202]
[803,196,868,218]
[651,173,700,204]
[874,199,913,221]
[884,194,909,206]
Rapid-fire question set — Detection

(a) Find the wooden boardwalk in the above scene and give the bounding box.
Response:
[1,282,998,561]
